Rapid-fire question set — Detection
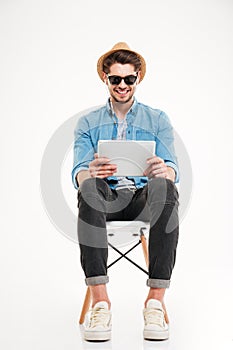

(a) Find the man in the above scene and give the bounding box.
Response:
[72,42,179,341]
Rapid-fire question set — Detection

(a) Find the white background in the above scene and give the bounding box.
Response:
[1,0,233,349]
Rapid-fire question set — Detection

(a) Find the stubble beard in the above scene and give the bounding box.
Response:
[110,91,134,105]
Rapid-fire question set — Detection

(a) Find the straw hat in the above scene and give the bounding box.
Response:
[97,42,146,83]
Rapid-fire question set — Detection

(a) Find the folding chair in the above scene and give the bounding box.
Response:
[79,220,169,324]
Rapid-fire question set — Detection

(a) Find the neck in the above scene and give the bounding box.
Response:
[110,98,134,120]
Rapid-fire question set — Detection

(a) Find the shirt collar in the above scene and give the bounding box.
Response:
[106,98,138,117]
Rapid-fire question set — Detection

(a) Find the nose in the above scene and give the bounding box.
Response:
[118,78,128,88]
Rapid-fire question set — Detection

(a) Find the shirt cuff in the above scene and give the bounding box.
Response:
[71,166,88,189]
[165,161,179,183]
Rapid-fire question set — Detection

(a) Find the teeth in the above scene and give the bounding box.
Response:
[117,90,128,94]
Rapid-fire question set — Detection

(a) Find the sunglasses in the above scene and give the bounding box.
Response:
[107,73,138,85]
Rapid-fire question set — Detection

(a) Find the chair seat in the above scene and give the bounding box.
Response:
[106,221,150,248]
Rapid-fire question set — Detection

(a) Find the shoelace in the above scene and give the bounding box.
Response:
[144,308,165,326]
[89,307,110,328]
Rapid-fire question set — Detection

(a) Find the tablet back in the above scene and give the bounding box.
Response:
[98,140,156,176]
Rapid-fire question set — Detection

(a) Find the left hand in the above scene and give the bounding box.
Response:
[143,156,175,181]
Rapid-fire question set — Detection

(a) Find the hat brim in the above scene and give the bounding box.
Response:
[97,47,146,83]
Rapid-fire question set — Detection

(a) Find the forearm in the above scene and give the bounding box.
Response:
[77,170,91,187]
[167,167,176,182]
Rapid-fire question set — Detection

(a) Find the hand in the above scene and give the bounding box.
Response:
[144,156,174,180]
[89,153,117,178]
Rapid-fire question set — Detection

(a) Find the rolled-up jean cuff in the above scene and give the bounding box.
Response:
[147,278,170,288]
[85,275,109,286]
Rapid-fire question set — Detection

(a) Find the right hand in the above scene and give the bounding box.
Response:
[89,153,117,178]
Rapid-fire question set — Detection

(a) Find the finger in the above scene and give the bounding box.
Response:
[92,157,111,166]
[144,164,167,178]
[151,168,167,176]
[143,163,164,176]
[96,173,116,179]
[90,166,117,178]
[149,164,167,173]
[93,171,117,179]
[143,165,150,176]
[153,173,167,178]
[97,169,117,175]
[90,163,117,172]
[100,164,117,171]
[147,156,164,164]
[144,163,157,176]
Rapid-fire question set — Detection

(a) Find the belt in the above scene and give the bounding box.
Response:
[115,186,137,192]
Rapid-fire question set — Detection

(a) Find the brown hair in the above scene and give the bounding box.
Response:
[103,50,142,74]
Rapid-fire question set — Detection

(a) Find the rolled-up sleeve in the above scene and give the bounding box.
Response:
[71,116,95,189]
[156,111,179,182]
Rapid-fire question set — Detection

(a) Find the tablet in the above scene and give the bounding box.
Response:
[97,140,156,176]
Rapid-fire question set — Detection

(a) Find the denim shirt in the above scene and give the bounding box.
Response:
[72,99,179,189]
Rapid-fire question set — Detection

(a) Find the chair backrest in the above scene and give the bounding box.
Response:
[106,220,149,248]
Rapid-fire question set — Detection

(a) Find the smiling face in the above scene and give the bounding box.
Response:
[103,63,140,105]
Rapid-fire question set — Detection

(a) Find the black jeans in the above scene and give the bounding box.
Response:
[77,177,179,288]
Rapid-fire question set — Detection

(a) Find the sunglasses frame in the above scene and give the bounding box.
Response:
[107,72,138,86]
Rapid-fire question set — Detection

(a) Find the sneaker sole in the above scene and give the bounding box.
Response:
[143,329,169,341]
[84,330,111,342]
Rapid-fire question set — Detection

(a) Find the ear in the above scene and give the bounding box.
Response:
[136,71,141,84]
[102,72,108,84]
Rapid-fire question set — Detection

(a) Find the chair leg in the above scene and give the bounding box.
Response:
[79,287,91,324]
[140,229,169,324]
[140,232,149,267]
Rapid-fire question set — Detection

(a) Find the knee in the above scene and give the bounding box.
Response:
[148,178,178,204]
[79,177,106,194]
[78,177,108,212]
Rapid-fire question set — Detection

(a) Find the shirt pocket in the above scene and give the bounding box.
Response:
[136,130,155,141]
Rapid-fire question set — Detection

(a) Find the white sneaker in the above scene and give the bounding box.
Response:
[84,301,112,341]
[143,299,169,340]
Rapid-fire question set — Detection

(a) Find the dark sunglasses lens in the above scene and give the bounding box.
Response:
[124,75,137,85]
[108,76,122,85]
[108,74,137,85]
